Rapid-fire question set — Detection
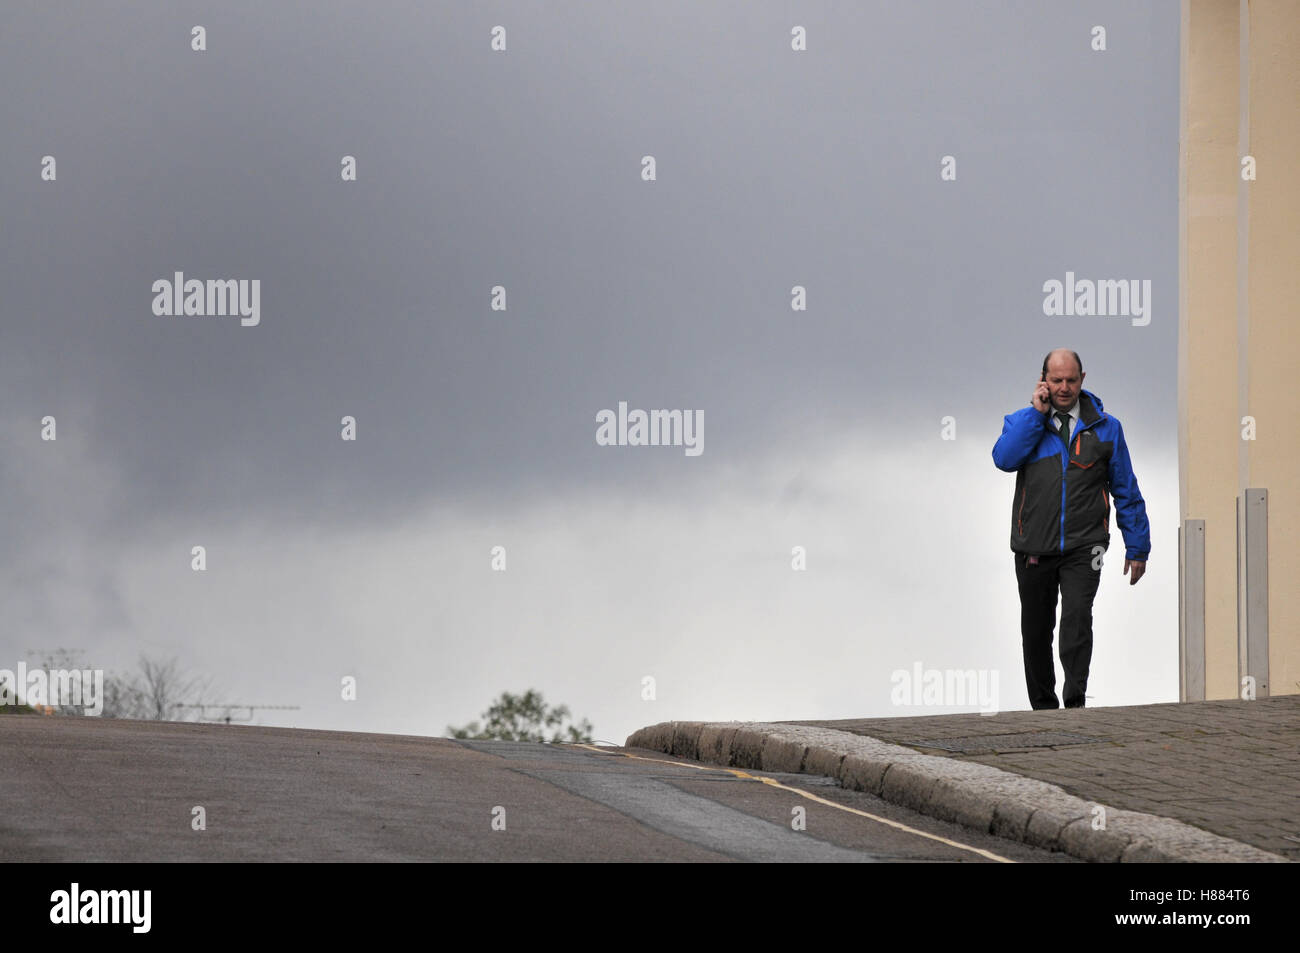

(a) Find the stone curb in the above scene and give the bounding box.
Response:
[624,721,1289,863]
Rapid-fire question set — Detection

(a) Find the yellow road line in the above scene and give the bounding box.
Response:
[569,743,1014,863]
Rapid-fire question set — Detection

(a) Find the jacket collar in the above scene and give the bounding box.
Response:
[1078,391,1103,427]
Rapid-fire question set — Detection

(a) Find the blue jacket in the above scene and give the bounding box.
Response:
[992,389,1150,561]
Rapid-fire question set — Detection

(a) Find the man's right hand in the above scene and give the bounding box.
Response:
[1031,380,1051,413]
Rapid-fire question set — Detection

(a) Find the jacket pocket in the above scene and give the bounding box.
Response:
[1069,429,1105,469]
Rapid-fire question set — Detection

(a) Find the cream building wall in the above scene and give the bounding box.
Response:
[1179,0,1298,700]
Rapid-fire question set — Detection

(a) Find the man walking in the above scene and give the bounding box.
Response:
[992,349,1151,709]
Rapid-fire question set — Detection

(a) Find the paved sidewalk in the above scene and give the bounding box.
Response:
[628,695,1298,862]
[788,696,1298,859]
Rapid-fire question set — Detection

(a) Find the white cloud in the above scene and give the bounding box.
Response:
[6,428,1176,740]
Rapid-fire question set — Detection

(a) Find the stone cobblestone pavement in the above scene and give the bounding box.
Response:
[784,695,1300,860]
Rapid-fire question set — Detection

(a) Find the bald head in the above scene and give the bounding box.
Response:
[1042,348,1083,379]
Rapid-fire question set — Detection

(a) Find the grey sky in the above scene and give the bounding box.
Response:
[2,1,1178,740]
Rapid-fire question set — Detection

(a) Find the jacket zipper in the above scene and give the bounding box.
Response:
[1059,439,1066,551]
[1060,417,1101,552]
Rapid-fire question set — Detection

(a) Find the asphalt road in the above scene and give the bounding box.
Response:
[0,717,1076,862]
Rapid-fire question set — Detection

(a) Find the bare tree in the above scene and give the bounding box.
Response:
[133,656,210,721]
[19,648,211,720]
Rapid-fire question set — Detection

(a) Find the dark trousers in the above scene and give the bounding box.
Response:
[1014,546,1103,710]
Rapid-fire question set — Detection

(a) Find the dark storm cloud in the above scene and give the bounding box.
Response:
[0,1,1178,733]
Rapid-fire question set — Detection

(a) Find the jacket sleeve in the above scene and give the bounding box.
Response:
[992,406,1048,472]
[1106,419,1151,561]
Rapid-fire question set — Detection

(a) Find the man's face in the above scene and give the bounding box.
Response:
[1044,357,1084,411]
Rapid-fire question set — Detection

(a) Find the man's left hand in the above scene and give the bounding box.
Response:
[1123,559,1146,585]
